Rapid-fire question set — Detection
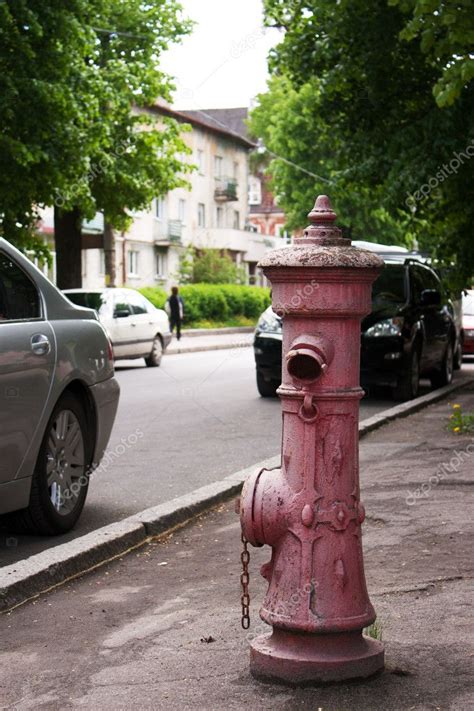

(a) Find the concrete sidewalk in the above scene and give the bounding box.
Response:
[1,386,473,710]
[166,329,253,355]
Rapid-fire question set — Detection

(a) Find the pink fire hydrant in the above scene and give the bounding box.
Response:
[240,195,385,684]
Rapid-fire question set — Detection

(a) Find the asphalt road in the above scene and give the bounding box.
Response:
[0,346,443,566]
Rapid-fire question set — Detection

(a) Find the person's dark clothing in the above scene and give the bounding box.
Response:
[170,315,181,340]
[166,294,184,340]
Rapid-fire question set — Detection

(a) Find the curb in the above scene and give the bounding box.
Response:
[1,377,472,612]
[358,375,473,437]
[181,327,254,338]
[166,339,252,355]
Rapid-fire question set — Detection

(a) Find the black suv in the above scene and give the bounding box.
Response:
[254,257,461,401]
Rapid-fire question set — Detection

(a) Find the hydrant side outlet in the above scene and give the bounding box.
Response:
[240,194,385,685]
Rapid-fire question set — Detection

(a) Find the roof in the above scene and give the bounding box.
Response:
[150,104,255,149]
[181,108,250,141]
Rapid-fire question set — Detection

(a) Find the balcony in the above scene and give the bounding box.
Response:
[214,177,238,202]
[154,219,183,245]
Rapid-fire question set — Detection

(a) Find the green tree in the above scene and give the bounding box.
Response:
[252,0,474,283]
[389,0,474,106]
[0,0,99,257]
[0,1,192,287]
[177,247,247,284]
[54,0,193,288]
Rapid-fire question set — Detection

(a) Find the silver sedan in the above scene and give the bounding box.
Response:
[0,238,120,534]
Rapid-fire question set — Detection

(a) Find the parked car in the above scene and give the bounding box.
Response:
[462,289,474,356]
[64,288,172,366]
[254,255,460,401]
[0,238,120,534]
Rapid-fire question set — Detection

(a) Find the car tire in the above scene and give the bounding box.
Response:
[256,370,279,398]
[453,337,463,370]
[145,336,163,367]
[11,392,92,535]
[393,346,420,402]
[431,340,454,389]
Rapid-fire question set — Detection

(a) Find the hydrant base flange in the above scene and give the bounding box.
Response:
[250,630,384,685]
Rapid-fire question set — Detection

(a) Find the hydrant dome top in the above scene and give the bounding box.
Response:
[258,194,384,271]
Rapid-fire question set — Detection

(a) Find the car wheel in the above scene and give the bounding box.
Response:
[431,341,454,388]
[453,337,463,370]
[145,336,163,367]
[256,370,279,397]
[13,393,91,535]
[393,346,420,402]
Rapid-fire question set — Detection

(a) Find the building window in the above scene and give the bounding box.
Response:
[248,176,262,205]
[198,203,206,228]
[99,249,105,275]
[178,199,186,223]
[214,155,223,177]
[155,250,167,278]
[233,210,240,230]
[128,250,139,277]
[197,149,205,175]
[216,206,224,227]
[155,197,164,220]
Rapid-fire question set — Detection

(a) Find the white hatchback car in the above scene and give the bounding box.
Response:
[64,288,172,366]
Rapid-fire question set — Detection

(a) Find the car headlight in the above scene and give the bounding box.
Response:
[465,329,474,338]
[364,317,404,337]
[257,312,282,334]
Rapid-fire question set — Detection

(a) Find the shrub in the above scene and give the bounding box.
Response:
[139,284,271,325]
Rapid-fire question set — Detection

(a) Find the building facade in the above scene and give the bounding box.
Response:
[38,105,282,289]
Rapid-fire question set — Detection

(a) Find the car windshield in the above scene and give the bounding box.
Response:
[67,292,106,312]
[372,265,407,307]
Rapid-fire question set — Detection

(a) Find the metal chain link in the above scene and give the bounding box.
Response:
[240,533,250,629]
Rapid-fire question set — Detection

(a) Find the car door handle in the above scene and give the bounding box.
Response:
[31,333,51,356]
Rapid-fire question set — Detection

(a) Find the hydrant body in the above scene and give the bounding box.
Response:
[240,196,385,684]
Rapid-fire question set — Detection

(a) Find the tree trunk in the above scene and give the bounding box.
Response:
[54,207,82,289]
[103,220,116,287]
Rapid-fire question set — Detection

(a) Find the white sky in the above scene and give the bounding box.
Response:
[160,0,281,110]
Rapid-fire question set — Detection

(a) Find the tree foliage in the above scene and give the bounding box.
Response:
[178,247,247,285]
[251,0,474,283]
[0,1,192,261]
[389,0,474,107]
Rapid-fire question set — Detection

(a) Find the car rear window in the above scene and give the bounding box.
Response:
[0,252,40,321]
[372,265,407,306]
[67,292,106,311]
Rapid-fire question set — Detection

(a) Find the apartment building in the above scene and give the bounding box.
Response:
[39,105,282,289]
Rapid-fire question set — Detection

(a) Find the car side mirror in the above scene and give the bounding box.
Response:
[420,289,441,306]
[114,307,131,318]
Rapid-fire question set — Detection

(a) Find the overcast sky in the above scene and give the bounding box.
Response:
[160,0,281,110]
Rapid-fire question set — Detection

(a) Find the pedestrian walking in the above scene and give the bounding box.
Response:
[165,286,184,340]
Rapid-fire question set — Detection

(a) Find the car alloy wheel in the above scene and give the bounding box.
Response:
[46,409,85,516]
[8,392,92,535]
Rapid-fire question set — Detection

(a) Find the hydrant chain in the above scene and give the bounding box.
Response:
[240,533,251,629]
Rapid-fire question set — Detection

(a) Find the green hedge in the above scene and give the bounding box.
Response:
[139,284,271,324]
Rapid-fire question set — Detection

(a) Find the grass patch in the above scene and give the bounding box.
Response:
[364,620,383,641]
[185,316,256,329]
